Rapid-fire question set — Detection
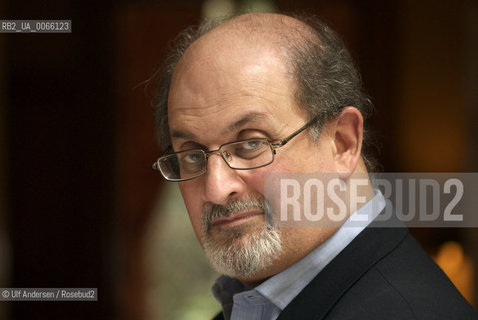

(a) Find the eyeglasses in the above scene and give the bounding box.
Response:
[152,115,321,182]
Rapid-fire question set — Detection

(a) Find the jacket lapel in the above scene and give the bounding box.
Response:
[277,225,408,320]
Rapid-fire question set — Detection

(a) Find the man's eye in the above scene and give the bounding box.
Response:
[182,152,203,163]
[242,140,264,150]
[233,139,269,160]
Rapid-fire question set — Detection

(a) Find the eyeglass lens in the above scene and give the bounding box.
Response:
[159,139,274,180]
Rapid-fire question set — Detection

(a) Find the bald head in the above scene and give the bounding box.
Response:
[174,13,316,83]
[192,12,317,50]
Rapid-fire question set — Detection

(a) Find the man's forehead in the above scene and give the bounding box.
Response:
[169,33,295,114]
[170,112,269,140]
[167,13,310,143]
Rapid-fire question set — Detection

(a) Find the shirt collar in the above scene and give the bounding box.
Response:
[256,189,385,309]
[212,275,248,319]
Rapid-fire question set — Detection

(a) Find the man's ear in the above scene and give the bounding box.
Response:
[331,107,363,176]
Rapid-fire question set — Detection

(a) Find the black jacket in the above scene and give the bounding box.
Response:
[214,224,477,319]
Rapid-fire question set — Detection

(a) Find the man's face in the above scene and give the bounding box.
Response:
[167,33,337,283]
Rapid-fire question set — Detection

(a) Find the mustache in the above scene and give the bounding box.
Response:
[202,197,266,232]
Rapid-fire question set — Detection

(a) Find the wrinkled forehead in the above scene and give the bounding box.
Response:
[166,37,303,147]
[169,32,294,112]
[168,13,319,113]
[165,14,313,144]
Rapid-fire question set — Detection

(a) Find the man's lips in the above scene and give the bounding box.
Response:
[210,210,264,227]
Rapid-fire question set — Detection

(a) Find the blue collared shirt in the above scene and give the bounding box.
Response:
[212,190,386,320]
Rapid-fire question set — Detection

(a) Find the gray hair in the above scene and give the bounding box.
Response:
[152,13,378,171]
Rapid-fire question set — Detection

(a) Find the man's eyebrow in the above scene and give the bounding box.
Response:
[171,129,196,140]
[222,112,267,135]
[170,112,267,141]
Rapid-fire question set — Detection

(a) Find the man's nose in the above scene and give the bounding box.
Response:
[202,152,246,205]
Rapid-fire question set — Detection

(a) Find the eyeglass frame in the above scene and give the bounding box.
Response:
[152,114,322,182]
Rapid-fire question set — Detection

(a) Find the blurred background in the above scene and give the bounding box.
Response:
[0,0,477,319]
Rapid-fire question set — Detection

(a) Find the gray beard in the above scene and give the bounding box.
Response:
[201,197,283,278]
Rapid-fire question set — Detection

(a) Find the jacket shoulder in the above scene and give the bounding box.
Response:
[279,228,478,320]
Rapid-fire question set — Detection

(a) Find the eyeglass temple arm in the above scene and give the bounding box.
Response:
[152,145,174,170]
[271,115,321,149]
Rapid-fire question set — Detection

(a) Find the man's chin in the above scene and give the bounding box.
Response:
[208,223,254,243]
[202,224,283,279]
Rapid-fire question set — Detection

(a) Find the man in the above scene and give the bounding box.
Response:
[151,12,478,319]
